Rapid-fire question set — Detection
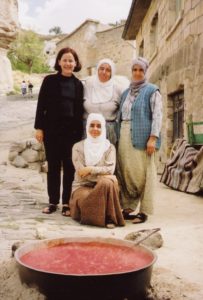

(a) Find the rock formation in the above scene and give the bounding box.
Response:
[0,0,19,95]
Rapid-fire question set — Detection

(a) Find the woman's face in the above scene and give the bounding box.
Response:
[58,52,76,76]
[132,64,145,81]
[89,120,102,138]
[98,63,112,82]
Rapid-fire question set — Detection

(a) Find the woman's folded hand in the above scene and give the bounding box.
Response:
[78,167,92,178]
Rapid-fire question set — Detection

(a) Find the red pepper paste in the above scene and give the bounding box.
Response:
[20,242,153,275]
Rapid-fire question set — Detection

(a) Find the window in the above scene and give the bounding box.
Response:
[172,91,184,141]
[168,0,183,31]
[87,67,92,76]
[175,0,183,18]
[150,13,158,56]
[139,40,144,57]
[87,66,96,76]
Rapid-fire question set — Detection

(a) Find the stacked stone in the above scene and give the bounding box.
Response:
[8,138,46,171]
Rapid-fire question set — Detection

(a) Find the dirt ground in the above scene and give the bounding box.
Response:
[0,96,203,299]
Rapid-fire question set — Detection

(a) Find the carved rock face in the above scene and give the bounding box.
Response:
[0,0,19,49]
[0,48,13,95]
[0,1,19,95]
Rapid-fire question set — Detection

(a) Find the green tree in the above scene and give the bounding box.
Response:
[49,26,63,35]
[8,30,50,74]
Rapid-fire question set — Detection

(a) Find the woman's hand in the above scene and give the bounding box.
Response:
[78,167,92,178]
[35,129,44,143]
[147,136,157,155]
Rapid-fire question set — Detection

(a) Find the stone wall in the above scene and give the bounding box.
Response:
[95,25,135,78]
[8,138,46,172]
[56,20,135,79]
[0,0,19,95]
[135,0,203,161]
[56,21,102,78]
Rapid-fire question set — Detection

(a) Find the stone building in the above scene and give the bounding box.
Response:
[0,0,19,95]
[40,33,67,70]
[56,19,135,78]
[123,0,203,162]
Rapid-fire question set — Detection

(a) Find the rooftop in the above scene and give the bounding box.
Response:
[122,0,152,40]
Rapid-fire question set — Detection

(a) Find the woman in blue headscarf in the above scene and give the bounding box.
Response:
[117,57,162,224]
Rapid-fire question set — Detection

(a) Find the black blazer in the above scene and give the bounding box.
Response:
[34,73,84,140]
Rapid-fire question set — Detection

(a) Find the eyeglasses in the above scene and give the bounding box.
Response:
[89,123,102,129]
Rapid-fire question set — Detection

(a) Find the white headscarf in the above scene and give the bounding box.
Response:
[90,58,115,104]
[84,113,110,166]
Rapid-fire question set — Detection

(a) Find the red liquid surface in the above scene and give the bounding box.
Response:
[20,242,153,275]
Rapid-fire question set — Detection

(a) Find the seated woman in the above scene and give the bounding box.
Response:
[70,113,125,228]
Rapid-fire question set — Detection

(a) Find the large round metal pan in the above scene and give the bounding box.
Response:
[15,236,157,300]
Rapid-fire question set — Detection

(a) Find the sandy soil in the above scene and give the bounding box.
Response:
[0,96,203,299]
[0,258,202,300]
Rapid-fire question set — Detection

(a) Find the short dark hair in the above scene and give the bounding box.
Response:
[54,47,82,72]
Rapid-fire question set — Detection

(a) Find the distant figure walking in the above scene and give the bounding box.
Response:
[21,81,27,96]
[28,81,34,98]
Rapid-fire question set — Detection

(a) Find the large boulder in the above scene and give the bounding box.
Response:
[9,141,27,153]
[8,150,18,162]
[21,148,40,163]
[8,141,27,161]
[11,155,28,168]
[124,228,164,250]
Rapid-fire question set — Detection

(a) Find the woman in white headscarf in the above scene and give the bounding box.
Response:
[83,58,128,145]
[70,113,125,228]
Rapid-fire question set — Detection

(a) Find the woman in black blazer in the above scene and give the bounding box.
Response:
[34,47,84,216]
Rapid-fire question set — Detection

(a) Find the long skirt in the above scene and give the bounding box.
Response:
[117,121,157,215]
[70,177,125,227]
